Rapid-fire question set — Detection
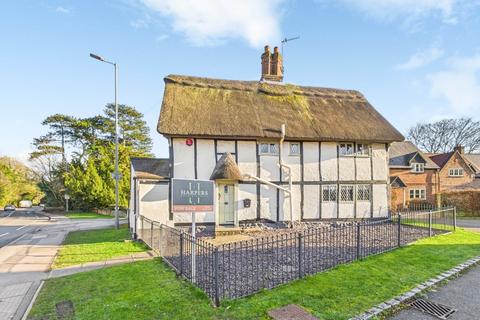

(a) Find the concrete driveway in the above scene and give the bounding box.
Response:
[0,208,117,320]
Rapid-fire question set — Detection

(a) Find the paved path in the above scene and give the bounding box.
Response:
[390,264,480,320]
[0,210,117,320]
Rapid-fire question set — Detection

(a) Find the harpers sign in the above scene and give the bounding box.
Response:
[171,179,214,212]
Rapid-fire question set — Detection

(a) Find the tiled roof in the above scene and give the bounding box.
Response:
[389,141,439,169]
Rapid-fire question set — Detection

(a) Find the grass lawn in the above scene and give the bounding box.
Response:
[52,225,148,269]
[64,212,113,219]
[30,229,480,320]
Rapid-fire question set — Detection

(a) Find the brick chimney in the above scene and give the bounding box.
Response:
[261,45,283,82]
[454,145,464,154]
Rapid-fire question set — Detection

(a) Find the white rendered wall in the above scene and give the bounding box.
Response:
[237,141,257,177]
[282,142,301,181]
[338,202,354,218]
[356,201,371,218]
[196,139,216,180]
[260,184,277,220]
[321,142,338,181]
[303,142,320,181]
[138,183,170,224]
[338,157,355,181]
[321,201,337,219]
[173,138,194,179]
[237,184,257,221]
[372,143,388,181]
[217,140,235,154]
[260,154,280,181]
[279,185,301,221]
[372,184,388,217]
[303,185,320,219]
[356,157,371,180]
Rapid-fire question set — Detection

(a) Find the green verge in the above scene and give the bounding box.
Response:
[30,229,480,320]
[52,225,148,269]
[64,212,114,219]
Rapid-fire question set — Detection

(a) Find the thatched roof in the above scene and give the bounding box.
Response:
[131,157,170,180]
[389,141,438,169]
[158,75,404,143]
[210,153,242,180]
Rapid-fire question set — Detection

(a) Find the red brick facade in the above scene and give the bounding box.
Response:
[390,168,439,210]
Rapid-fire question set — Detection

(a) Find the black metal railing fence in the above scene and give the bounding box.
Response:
[137,207,456,306]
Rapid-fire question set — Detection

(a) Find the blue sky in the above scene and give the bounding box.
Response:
[1,0,480,161]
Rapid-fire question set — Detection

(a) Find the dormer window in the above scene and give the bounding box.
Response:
[411,163,424,173]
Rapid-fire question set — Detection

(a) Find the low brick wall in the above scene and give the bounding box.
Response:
[442,191,480,216]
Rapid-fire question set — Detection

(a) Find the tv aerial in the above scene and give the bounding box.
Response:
[280,36,300,79]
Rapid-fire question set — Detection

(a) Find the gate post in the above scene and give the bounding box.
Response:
[397,214,402,247]
[356,223,361,260]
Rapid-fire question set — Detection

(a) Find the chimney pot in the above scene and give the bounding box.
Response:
[260,44,283,82]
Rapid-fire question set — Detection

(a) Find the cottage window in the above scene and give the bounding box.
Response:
[356,143,370,156]
[289,142,300,155]
[339,143,354,156]
[340,185,354,202]
[259,142,278,155]
[409,188,426,200]
[449,168,464,177]
[411,163,425,173]
[357,184,371,201]
[322,185,337,202]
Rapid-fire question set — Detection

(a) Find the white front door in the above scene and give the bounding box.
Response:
[219,184,235,225]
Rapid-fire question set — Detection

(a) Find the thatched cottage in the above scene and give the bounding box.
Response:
[129,46,403,229]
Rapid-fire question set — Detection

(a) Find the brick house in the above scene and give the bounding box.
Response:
[389,141,440,210]
[428,146,479,192]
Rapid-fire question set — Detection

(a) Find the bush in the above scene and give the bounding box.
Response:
[442,191,480,216]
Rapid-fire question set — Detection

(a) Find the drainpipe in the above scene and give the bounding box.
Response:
[279,124,294,223]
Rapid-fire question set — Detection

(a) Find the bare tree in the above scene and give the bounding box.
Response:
[407,118,480,153]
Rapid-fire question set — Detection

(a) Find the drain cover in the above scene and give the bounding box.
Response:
[407,298,456,319]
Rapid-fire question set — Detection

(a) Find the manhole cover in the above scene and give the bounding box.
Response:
[407,298,456,319]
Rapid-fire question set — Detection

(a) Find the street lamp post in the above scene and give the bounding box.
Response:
[90,53,120,229]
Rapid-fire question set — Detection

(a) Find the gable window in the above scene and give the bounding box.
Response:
[339,143,354,156]
[356,143,370,156]
[449,168,464,177]
[409,188,426,200]
[411,163,425,173]
[322,185,337,202]
[289,142,300,155]
[259,142,278,155]
[357,184,371,201]
[340,185,354,202]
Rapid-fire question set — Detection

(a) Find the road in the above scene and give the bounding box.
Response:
[0,208,117,320]
[0,208,50,248]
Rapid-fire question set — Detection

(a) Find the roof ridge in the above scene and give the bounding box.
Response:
[165,74,365,99]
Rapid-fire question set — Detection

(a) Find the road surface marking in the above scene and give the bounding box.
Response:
[0,233,9,237]
[16,225,27,230]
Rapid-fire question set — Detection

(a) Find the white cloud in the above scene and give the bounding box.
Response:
[334,0,458,25]
[155,34,169,42]
[427,54,480,113]
[397,46,444,70]
[130,19,149,28]
[55,6,70,14]
[139,0,283,47]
